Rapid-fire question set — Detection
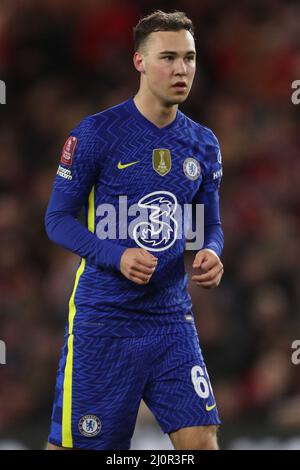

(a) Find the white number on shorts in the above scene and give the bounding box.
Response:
[191,365,213,399]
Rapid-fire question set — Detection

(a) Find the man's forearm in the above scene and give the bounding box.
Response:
[45,189,126,270]
[202,222,224,258]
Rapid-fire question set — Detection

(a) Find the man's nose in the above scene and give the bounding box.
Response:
[174,58,187,75]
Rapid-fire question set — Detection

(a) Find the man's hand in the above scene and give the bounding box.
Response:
[192,249,224,289]
[120,248,158,285]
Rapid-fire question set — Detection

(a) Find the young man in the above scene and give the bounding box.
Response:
[45,10,224,450]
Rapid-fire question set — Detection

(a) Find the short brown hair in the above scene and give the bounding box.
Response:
[133,10,194,52]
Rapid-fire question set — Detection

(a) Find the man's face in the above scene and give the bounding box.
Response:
[139,29,196,106]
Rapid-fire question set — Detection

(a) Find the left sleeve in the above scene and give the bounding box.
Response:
[193,132,224,257]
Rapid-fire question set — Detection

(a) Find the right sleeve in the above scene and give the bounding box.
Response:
[45,117,127,271]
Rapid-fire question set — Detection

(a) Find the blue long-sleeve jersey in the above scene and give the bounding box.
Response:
[45,97,224,336]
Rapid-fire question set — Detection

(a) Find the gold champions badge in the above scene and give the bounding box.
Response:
[152,149,171,176]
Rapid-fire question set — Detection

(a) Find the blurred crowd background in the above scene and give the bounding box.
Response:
[0,0,300,450]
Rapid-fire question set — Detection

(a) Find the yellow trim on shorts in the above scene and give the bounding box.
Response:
[62,186,95,447]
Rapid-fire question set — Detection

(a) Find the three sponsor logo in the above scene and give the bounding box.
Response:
[132,191,178,252]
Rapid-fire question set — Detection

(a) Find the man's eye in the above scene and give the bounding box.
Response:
[162,56,173,61]
[186,56,195,62]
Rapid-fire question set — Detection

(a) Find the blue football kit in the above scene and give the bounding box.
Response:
[46,97,224,449]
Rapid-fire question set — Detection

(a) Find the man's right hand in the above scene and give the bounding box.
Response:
[120,248,158,285]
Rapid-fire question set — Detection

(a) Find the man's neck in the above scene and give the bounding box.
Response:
[133,91,178,128]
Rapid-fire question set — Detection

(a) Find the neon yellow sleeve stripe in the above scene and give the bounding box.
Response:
[62,186,95,448]
[88,186,95,233]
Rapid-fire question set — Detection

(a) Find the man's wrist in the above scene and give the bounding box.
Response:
[202,248,220,259]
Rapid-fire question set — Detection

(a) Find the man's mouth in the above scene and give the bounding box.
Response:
[172,82,187,88]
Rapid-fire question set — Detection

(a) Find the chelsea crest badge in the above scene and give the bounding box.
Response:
[183,157,201,180]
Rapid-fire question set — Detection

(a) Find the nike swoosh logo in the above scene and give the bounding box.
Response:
[117,161,140,170]
[206,403,217,412]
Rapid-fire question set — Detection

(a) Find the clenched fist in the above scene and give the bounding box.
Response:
[192,249,224,289]
[120,248,158,285]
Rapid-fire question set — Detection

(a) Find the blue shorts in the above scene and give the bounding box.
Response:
[48,325,221,450]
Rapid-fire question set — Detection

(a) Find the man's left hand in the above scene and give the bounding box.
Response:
[192,249,224,289]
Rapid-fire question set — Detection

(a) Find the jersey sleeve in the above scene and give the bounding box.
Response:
[193,131,224,257]
[53,116,101,202]
[200,130,223,193]
[45,117,127,271]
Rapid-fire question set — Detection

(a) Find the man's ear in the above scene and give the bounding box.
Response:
[133,51,145,74]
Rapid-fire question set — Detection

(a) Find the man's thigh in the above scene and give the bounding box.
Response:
[48,331,148,450]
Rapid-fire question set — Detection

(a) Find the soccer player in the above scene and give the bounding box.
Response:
[45,10,224,450]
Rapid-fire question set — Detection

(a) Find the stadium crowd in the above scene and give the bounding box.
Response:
[0,0,300,449]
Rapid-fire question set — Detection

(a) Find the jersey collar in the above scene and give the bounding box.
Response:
[127,97,181,132]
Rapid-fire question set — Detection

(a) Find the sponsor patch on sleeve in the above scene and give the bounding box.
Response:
[60,136,77,165]
[57,165,72,180]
